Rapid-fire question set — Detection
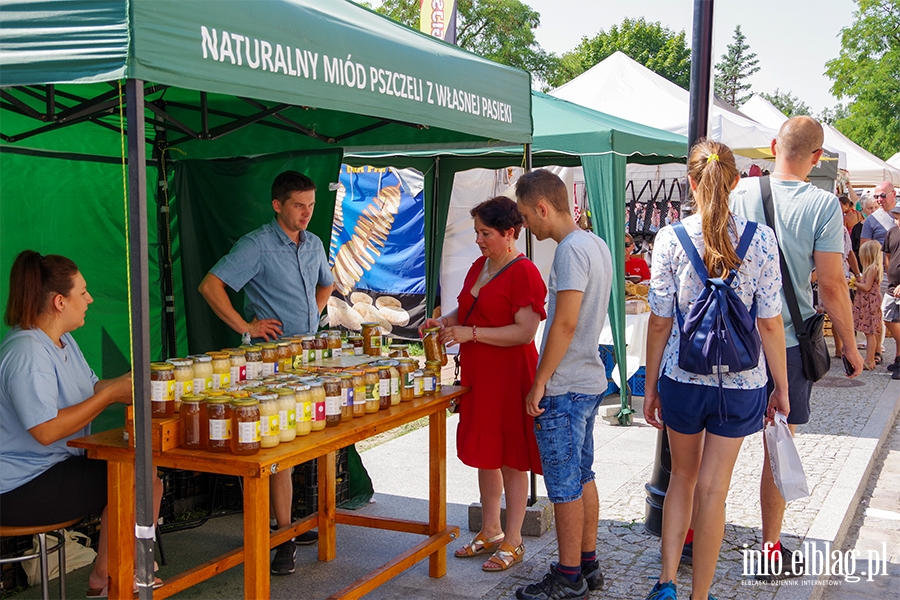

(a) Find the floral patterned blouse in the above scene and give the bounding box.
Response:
[648,214,783,389]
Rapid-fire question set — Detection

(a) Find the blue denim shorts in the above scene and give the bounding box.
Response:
[659,376,766,438]
[533,392,605,503]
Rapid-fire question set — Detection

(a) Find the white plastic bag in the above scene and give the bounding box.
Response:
[21,529,97,585]
[764,412,810,502]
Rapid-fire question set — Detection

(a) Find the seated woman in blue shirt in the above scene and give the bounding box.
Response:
[0,250,163,596]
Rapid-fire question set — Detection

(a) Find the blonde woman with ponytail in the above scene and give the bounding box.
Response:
[642,141,790,600]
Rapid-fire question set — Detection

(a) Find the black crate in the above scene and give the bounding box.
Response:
[1,562,27,597]
[172,470,209,500]
[210,475,244,512]
[291,485,319,520]
[291,447,350,488]
[0,535,31,559]
[159,493,176,525]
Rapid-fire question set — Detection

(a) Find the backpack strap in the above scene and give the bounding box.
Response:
[672,222,709,281]
[724,221,758,285]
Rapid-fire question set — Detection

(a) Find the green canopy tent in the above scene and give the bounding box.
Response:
[347,91,688,424]
[1,1,531,595]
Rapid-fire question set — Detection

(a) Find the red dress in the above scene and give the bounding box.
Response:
[456,255,546,473]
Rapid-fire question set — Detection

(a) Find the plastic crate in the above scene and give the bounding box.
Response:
[211,475,244,512]
[1,562,27,597]
[291,447,350,488]
[598,345,620,395]
[0,535,32,559]
[628,367,647,396]
[172,470,209,500]
[159,494,176,525]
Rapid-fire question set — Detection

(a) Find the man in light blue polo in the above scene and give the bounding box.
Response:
[199,170,333,576]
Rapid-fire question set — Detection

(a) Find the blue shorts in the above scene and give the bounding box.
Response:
[766,346,812,425]
[533,392,604,503]
[659,377,766,438]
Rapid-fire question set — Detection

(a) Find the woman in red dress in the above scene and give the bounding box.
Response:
[422,196,546,572]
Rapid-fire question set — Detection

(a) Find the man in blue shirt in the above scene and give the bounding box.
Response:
[199,171,334,575]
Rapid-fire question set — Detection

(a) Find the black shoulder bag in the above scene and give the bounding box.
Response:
[760,176,831,382]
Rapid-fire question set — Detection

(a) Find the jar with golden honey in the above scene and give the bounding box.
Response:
[300,336,315,365]
[338,374,354,422]
[180,395,207,450]
[292,384,312,436]
[422,326,448,366]
[377,365,392,410]
[412,369,424,398]
[150,362,175,417]
[205,395,232,452]
[327,331,343,358]
[271,388,296,442]
[231,398,260,455]
[384,360,401,406]
[396,358,416,402]
[189,354,213,394]
[260,343,278,377]
[424,360,442,394]
[364,367,379,413]
[242,345,263,380]
[361,322,381,356]
[322,376,341,427]
[224,348,247,383]
[313,335,328,361]
[166,358,194,412]
[255,392,280,449]
[207,351,232,390]
[348,370,366,417]
[348,335,364,356]
[275,341,292,374]
[308,380,327,431]
[388,344,409,358]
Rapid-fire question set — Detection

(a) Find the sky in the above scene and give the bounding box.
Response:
[526,0,857,114]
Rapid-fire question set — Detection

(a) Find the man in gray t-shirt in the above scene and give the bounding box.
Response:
[514,170,612,599]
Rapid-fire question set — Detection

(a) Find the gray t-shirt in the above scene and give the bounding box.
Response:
[540,229,613,396]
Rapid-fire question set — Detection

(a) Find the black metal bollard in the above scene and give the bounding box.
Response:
[643,426,671,536]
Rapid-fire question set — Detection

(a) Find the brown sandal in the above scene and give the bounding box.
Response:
[454,532,504,558]
[482,541,525,571]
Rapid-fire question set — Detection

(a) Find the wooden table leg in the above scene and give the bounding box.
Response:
[428,410,447,577]
[107,460,135,599]
[242,476,269,600]
[317,451,337,561]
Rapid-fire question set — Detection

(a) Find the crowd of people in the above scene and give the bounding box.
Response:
[1,115,895,600]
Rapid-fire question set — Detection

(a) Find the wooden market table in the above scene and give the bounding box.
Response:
[69,386,467,599]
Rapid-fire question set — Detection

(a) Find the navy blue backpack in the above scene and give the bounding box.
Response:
[671,221,761,376]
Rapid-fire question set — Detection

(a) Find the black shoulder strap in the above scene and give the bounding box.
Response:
[759,176,808,341]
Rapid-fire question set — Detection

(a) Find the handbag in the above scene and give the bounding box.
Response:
[22,529,97,586]
[760,177,831,382]
[764,411,810,502]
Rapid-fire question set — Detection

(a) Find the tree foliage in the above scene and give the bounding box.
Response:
[545,18,691,90]
[759,89,811,117]
[376,0,557,86]
[714,25,760,107]
[825,0,900,160]
[817,103,850,126]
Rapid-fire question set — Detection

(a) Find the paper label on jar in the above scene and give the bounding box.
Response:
[273,361,280,374]
[332,346,342,358]
[390,377,399,395]
[212,372,231,390]
[230,366,240,383]
[261,414,280,436]
[424,376,435,393]
[355,388,366,405]
[354,346,363,356]
[314,401,325,421]
[314,349,323,362]
[246,361,262,380]
[284,408,296,429]
[325,395,340,416]
[209,419,232,440]
[293,355,303,369]
[365,383,376,400]
[379,379,390,397]
[403,372,414,388]
[372,336,381,347]
[238,420,260,443]
[261,362,275,377]
[150,379,175,402]
[341,387,352,407]
[175,380,193,400]
[414,377,424,396]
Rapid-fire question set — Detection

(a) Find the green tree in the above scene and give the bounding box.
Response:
[817,103,850,126]
[825,0,900,160]
[714,25,760,107]
[759,89,811,117]
[376,0,557,86]
[545,18,691,89]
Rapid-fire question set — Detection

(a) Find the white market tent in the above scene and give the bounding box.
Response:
[742,95,900,187]
[550,51,779,149]
[889,152,900,170]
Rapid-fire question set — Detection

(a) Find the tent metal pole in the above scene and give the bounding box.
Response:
[523,142,538,507]
[126,78,156,599]
[688,0,714,146]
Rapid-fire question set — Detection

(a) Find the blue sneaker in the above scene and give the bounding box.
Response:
[647,580,677,599]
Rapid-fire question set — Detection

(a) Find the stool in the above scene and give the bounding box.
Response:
[0,517,82,600]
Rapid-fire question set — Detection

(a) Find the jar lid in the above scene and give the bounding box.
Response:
[360,322,380,327]
[259,342,278,349]
[422,326,441,333]
[276,341,290,347]
[243,386,267,394]
[206,351,229,360]
[321,376,340,383]
[290,384,311,391]
[240,344,262,352]
[166,358,192,367]
[375,359,399,366]
[397,357,417,364]
[180,394,206,403]
[300,335,316,341]
[188,354,212,363]
[150,362,174,371]
[223,347,246,356]
[425,360,442,368]
[206,394,232,404]
[251,392,278,402]
[364,366,379,373]
[348,335,363,341]
[231,397,259,407]
[275,388,295,396]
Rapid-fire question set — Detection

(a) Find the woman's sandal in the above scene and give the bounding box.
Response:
[482,541,525,572]
[875,352,883,365]
[454,531,504,558]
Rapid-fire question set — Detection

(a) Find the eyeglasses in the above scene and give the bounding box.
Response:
[625,242,634,247]
[873,193,891,199]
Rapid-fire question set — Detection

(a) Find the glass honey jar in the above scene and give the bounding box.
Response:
[180,395,207,450]
[150,362,175,417]
[230,398,261,455]
[206,395,232,453]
